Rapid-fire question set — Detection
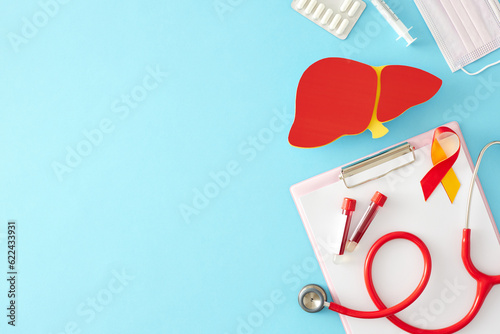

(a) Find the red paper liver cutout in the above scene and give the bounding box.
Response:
[377,65,443,122]
[288,58,442,148]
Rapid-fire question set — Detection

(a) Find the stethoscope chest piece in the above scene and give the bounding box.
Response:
[298,284,327,313]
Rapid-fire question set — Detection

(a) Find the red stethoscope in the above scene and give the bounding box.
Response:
[298,141,500,334]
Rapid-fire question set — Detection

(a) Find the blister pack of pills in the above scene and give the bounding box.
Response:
[292,0,366,40]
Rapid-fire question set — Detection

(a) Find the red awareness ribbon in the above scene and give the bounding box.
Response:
[420,127,461,201]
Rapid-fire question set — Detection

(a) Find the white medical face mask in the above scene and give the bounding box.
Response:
[414,0,500,75]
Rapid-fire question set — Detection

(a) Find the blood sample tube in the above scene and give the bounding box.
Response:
[346,191,387,252]
[333,198,356,256]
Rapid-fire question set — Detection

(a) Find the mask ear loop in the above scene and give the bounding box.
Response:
[461,59,500,75]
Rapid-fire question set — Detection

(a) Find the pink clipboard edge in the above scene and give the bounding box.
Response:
[289,121,499,334]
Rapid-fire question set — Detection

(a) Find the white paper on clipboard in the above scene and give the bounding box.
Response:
[291,123,500,334]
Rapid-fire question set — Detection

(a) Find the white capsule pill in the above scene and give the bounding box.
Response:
[305,0,317,14]
[348,1,361,17]
[329,14,342,30]
[313,3,325,19]
[336,18,350,35]
[321,8,334,25]
[296,0,308,10]
[340,0,353,12]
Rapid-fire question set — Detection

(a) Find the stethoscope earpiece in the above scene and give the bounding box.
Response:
[298,284,327,313]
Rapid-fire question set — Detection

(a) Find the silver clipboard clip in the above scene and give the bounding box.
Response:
[339,142,416,189]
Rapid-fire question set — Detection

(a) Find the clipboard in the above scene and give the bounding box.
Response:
[290,122,500,333]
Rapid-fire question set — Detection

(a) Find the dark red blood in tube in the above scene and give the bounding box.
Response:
[347,191,387,252]
[337,198,356,255]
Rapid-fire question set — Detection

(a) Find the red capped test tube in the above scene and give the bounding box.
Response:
[346,191,387,252]
[333,198,356,256]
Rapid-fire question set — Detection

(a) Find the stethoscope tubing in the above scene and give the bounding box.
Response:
[327,231,432,319]
[327,229,500,334]
[465,141,500,229]
[375,229,497,334]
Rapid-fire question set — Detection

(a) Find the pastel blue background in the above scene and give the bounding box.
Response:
[1,0,500,333]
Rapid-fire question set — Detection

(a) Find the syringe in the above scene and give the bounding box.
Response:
[371,0,416,46]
